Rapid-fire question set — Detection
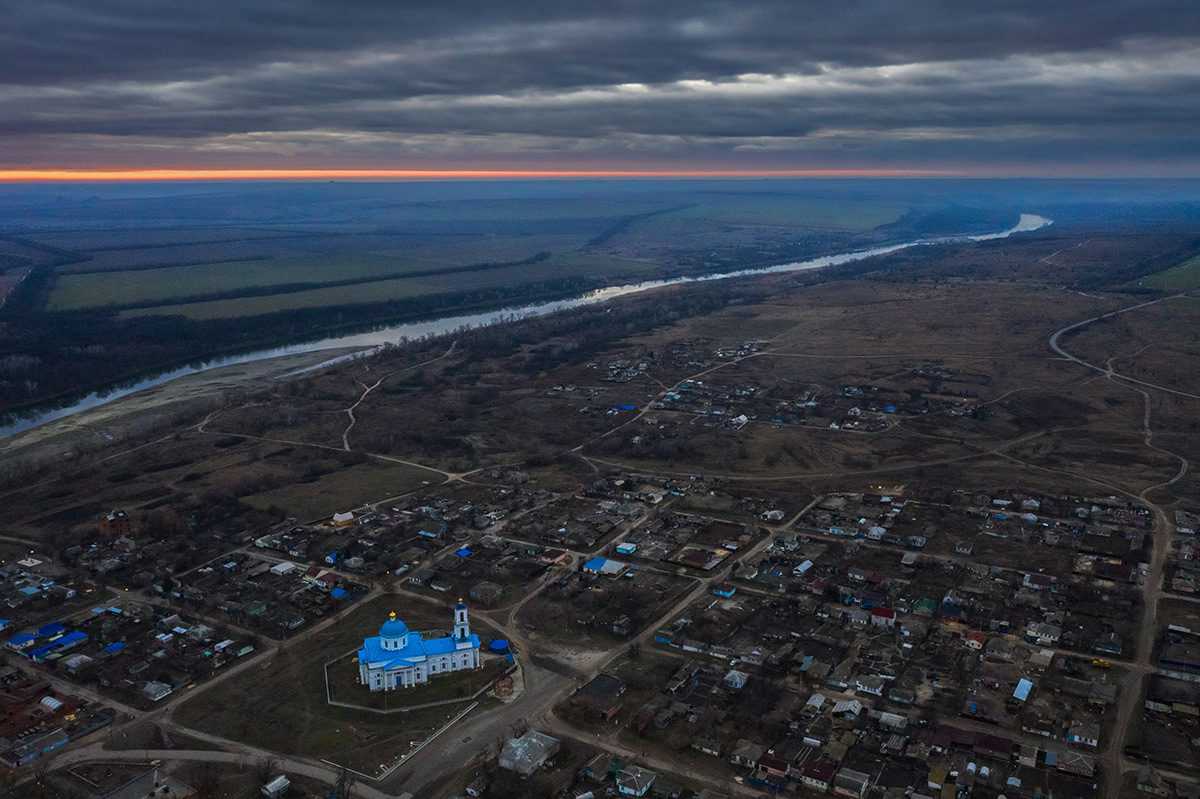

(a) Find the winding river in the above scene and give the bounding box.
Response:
[0,214,1051,440]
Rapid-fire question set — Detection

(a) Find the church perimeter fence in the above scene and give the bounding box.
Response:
[323,647,519,714]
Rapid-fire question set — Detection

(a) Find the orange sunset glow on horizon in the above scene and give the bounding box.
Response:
[0,167,960,182]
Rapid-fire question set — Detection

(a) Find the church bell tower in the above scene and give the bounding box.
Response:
[454,599,470,640]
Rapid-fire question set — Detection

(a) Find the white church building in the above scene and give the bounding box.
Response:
[357,601,481,691]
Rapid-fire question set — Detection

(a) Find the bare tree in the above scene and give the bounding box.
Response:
[186,762,223,799]
[334,765,356,799]
[253,755,278,784]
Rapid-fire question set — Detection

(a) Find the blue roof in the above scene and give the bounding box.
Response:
[359,630,480,669]
[103,642,126,653]
[422,634,477,656]
[455,548,472,557]
[37,622,65,637]
[18,586,40,596]
[29,631,86,659]
[380,616,409,638]
[330,588,347,598]
[583,557,607,571]
[7,634,35,646]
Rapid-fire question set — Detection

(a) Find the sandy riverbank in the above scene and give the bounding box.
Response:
[0,346,363,463]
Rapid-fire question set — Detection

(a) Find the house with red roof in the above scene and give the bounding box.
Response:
[870,606,896,628]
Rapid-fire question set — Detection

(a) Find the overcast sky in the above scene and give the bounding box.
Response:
[3,1,1199,176]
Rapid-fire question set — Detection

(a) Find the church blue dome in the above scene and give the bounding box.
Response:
[380,612,408,639]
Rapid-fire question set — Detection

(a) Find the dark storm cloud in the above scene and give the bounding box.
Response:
[2,1,1199,171]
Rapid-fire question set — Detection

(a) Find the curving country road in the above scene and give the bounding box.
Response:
[1044,292,1198,799]
[1048,293,1200,400]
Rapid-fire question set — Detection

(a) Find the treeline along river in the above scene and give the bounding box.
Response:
[0,214,1050,440]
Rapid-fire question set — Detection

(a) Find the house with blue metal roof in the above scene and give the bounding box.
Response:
[36,622,65,638]
[357,601,481,691]
[26,630,88,663]
[5,634,36,652]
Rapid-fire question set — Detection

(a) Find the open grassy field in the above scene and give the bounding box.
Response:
[242,459,440,521]
[365,232,593,263]
[654,195,906,229]
[49,253,441,309]
[1137,254,1200,290]
[38,187,914,323]
[119,254,663,319]
[60,232,600,275]
[27,225,319,251]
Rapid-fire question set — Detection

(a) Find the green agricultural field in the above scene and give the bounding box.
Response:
[650,196,907,230]
[121,254,662,320]
[359,195,671,223]
[365,232,593,264]
[44,193,906,319]
[48,253,444,310]
[1139,254,1200,290]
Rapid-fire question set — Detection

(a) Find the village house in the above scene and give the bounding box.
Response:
[801,760,836,793]
[499,730,560,776]
[833,767,872,798]
[617,765,658,797]
[575,673,626,720]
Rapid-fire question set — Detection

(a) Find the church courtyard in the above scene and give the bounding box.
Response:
[173,593,507,772]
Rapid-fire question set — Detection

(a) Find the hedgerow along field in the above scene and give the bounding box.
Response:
[44,193,909,319]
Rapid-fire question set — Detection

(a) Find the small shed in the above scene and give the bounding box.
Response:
[262,775,290,798]
[142,681,173,702]
[469,581,503,606]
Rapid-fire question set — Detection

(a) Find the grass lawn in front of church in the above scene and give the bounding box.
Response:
[326,650,512,710]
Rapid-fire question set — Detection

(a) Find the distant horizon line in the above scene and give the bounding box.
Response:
[0,167,966,182]
[1,168,1195,183]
